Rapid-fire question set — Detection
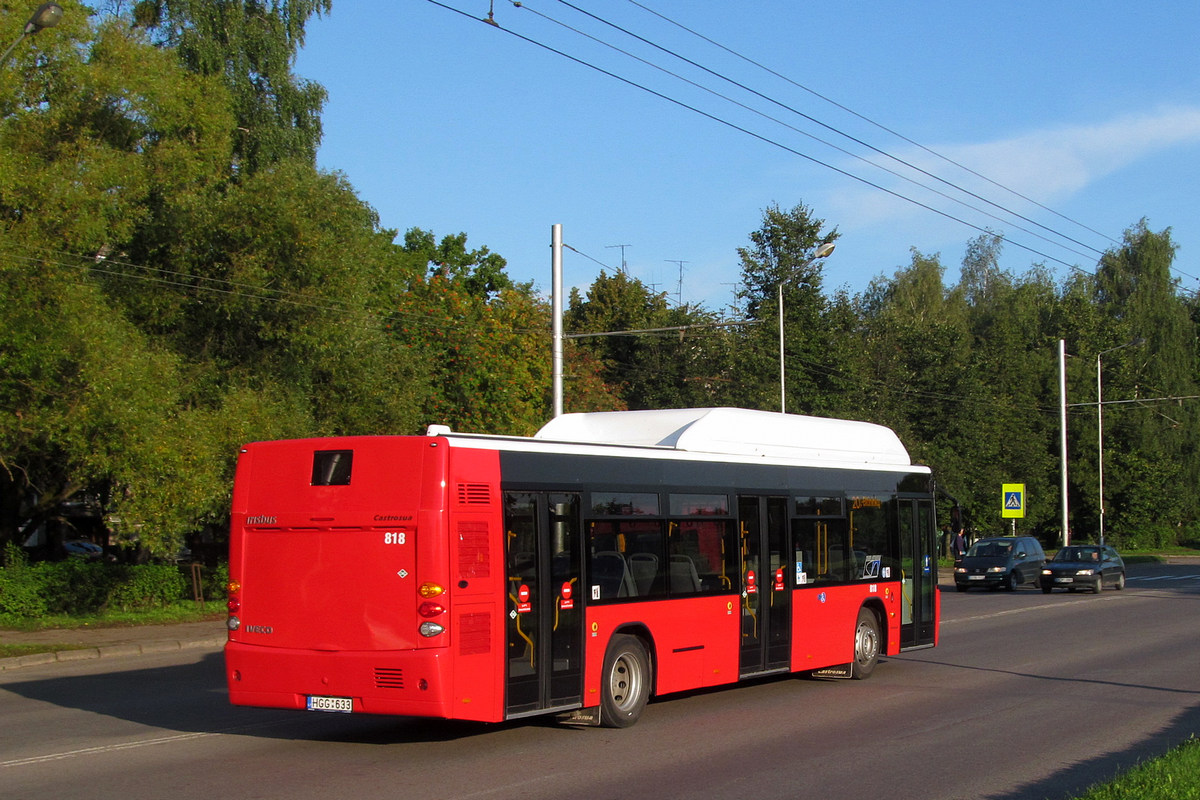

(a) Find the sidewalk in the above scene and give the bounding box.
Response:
[0,619,227,672]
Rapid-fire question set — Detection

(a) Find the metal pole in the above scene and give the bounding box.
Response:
[1097,353,1105,547]
[1059,339,1070,547]
[778,282,785,414]
[551,224,563,418]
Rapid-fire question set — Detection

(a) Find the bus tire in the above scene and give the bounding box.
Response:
[600,634,651,728]
[850,607,881,680]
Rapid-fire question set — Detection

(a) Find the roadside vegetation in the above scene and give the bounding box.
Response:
[0,543,225,636]
[1075,737,1200,800]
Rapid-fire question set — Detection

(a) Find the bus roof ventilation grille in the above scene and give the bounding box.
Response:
[457,483,492,505]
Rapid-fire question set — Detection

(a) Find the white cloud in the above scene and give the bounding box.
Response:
[824,106,1200,231]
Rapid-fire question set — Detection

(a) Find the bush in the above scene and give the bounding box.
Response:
[1112,524,1180,551]
[0,549,227,618]
[107,564,188,611]
[39,558,116,614]
[0,543,48,617]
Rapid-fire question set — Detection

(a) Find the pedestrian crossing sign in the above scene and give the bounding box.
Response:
[1002,483,1025,519]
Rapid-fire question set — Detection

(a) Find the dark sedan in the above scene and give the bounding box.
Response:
[1041,545,1126,594]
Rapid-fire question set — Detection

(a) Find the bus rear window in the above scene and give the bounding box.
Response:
[312,450,353,486]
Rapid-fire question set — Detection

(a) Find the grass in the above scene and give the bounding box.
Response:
[0,601,225,659]
[1074,737,1200,800]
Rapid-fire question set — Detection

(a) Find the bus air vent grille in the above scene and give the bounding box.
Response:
[374,668,404,689]
[457,521,490,578]
[458,612,491,656]
[457,483,492,505]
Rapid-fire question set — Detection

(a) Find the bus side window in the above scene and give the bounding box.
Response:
[793,518,851,584]
[588,521,665,601]
[669,520,734,594]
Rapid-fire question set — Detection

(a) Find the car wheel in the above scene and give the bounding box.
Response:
[600,634,651,728]
[1042,584,1052,594]
[1003,572,1016,591]
[850,607,881,680]
[1115,572,1126,590]
[1092,575,1104,594]
[955,584,968,592]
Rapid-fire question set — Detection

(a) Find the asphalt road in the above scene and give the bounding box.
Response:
[3,561,1198,800]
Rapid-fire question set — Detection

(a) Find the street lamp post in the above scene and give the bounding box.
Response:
[779,241,835,413]
[1096,337,1144,547]
[1,3,63,67]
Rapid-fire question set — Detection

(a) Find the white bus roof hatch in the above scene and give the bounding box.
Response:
[534,407,913,467]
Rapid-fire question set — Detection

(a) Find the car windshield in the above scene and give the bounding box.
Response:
[1055,546,1100,562]
[967,540,1011,557]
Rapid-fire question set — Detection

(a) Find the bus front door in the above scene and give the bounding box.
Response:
[504,492,584,717]
[898,498,938,649]
[737,496,791,676]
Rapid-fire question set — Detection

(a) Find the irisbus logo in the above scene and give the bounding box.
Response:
[246,515,277,525]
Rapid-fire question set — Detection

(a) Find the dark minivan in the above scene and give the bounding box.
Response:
[954,535,1046,591]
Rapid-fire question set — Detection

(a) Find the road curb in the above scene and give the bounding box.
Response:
[1,636,226,672]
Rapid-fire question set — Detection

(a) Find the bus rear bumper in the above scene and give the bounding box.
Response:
[224,642,499,722]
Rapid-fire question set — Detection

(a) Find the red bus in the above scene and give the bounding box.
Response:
[224,407,939,727]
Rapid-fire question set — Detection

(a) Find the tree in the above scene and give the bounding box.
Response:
[0,14,239,554]
[132,0,332,173]
[1091,222,1199,541]
[394,229,585,435]
[565,271,735,411]
[734,203,839,413]
[0,13,423,555]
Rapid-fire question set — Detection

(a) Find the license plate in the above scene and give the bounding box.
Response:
[307,695,353,713]
[968,575,985,581]
[1054,577,1073,584]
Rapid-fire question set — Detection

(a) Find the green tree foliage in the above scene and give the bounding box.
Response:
[734,203,839,413]
[1,13,236,554]
[565,271,735,411]
[4,5,1199,560]
[131,0,332,173]
[0,9,424,556]
[1089,222,1198,540]
[394,228,596,436]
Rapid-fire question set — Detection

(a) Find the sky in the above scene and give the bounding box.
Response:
[293,0,1200,313]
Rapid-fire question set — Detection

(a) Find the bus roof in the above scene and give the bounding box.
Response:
[428,408,919,472]
[533,408,914,467]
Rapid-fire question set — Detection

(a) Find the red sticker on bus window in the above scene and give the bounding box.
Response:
[746,569,758,594]
[773,568,785,591]
[560,582,574,610]
[516,584,532,613]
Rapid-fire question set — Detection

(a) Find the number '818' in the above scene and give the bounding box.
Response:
[383,531,407,545]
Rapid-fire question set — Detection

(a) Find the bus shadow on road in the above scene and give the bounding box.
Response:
[2,652,513,745]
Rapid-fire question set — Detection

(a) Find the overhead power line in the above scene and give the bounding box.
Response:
[623,0,1120,249]
[547,0,1105,261]
[429,0,1087,272]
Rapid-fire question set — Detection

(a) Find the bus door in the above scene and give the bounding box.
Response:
[898,498,937,649]
[737,496,791,676]
[504,492,584,716]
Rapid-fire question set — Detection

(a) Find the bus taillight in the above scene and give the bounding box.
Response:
[418,602,445,618]
[226,580,241,630]
[418,582,446,637]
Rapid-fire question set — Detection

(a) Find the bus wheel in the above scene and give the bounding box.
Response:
[600,634,651,728]
[850,608,881,680]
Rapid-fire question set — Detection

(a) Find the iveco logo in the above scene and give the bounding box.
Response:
[246,515,277,525]
[245,625,274,634]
